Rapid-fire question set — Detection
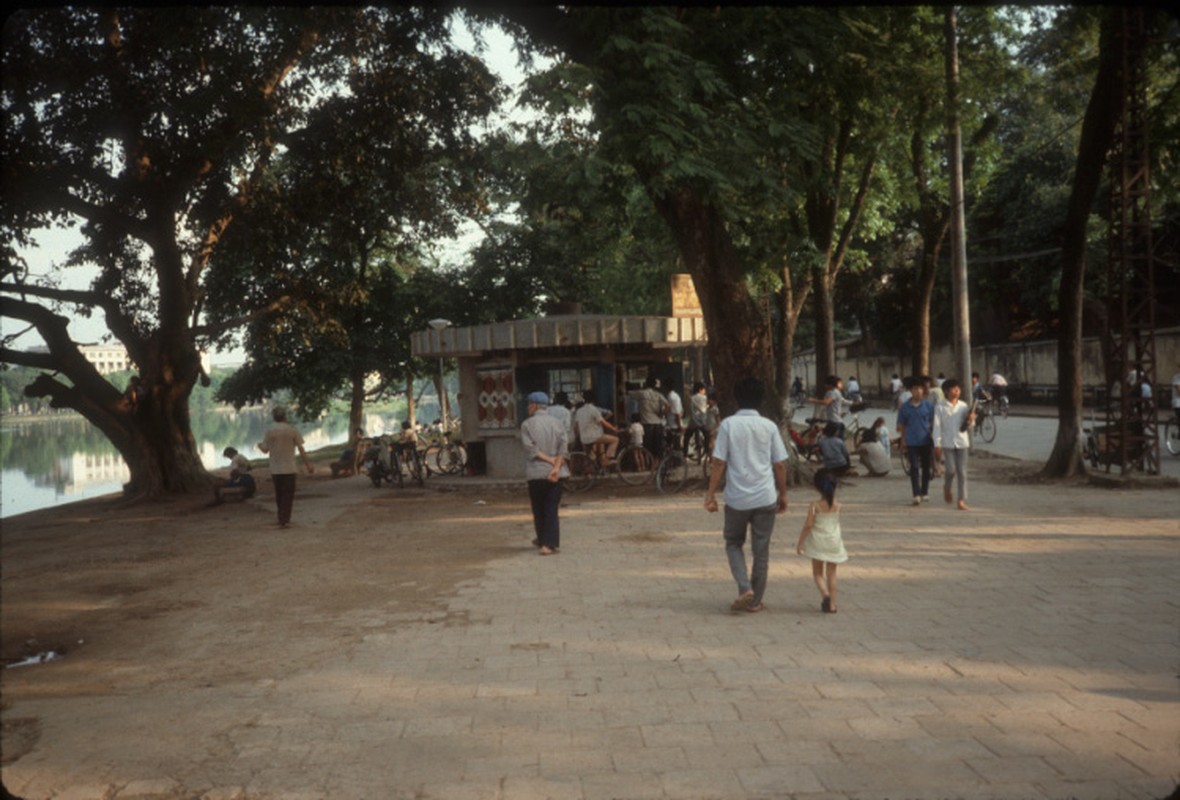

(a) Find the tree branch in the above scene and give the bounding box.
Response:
[190,294,295,340]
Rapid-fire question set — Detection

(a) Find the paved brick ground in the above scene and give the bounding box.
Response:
[3,459,1177,800]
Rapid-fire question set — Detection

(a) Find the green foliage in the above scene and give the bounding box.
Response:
[203,9,502,417]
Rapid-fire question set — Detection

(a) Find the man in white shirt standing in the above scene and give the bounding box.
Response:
[665,383,683,430]
[704,376,789,614]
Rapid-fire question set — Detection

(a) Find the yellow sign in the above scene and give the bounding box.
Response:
[671,274,702,318]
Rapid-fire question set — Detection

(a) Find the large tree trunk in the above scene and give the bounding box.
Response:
[775,260,812,401]
[945,7,972,385]
[348,365,366,437]
[1044,9,1123,478]
[653,186,779,418]
[911,221,950,377]
[813,271,837,382]
[805,124,878,383]
[24,335,209,498]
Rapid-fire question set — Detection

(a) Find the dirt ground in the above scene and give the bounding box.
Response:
[0,460,534,776]
[1,451,1176,799]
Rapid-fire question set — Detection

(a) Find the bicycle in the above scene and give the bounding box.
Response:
[423,431,467,476]
[843,401,869,447]
[683,425,709,464]
[656,428,691,494]
[789,417,825,462]
[1164,415,1179,457]
[565,439,656,493]
[394,440,426,487]
[973,400,997,443]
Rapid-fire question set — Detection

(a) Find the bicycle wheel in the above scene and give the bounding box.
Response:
[1165,420,1180,456]
[656,450,689,494]
[390,448,405,488]
[565,451,596,493]
[367,460,385,487]
[1000,398,1009,418]
[616,445,656,485]
[900,449,911,476]
[978,414,997,443]
[435,442,466,475]
[420,444,440,476]
[1084,433,1101,469]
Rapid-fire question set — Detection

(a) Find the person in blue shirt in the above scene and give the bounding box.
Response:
[704,376,789,614]
[896,377,935,505]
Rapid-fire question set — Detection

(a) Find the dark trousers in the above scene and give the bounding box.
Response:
[906,444,932,499]
[272,473,297,525]
[527,478,562,549]
[643,423,664,458]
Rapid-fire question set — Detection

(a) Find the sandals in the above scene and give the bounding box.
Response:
[730,591,755,611]
[746,603,765,613]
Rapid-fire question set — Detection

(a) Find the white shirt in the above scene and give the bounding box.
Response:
[666,390,683,428]
[932,399,971,450]
[858,440,890,475]
[989,374,1008,387]
[712,410,788,510]
[573,403,605,444]
[259,422,305,475]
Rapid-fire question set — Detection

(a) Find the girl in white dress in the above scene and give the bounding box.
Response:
[796,469,848,613]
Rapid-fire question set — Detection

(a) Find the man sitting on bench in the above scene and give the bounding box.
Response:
[213,446,256,503]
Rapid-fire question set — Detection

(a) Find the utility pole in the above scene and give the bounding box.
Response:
[945,6,972,386]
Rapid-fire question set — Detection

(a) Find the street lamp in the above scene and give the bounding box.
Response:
[428,319,452,433]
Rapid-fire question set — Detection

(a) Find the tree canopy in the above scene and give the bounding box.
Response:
[3,6,1177,497]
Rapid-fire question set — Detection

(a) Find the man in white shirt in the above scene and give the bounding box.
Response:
[572,390,620,464]
[704,376,789,614]
[665,385,684,432]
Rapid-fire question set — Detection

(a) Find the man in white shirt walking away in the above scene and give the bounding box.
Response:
[704,376,789,614]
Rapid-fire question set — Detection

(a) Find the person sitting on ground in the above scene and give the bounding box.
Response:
[867,416,891,458]
[330,427,366,478]
[855,415,891,477]
[818,422,853,476]
[213,446,256,503]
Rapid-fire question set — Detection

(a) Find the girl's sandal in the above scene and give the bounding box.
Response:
[821,597,831,613]
[746,603,765,613]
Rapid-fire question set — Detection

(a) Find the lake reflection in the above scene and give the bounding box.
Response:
[0,409,377,518]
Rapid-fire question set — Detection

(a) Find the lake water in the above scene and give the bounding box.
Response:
[0,409,393,519]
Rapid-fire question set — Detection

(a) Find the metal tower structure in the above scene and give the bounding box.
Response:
[1102,7,1158,474]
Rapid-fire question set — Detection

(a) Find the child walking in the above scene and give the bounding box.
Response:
[796,469,848,613]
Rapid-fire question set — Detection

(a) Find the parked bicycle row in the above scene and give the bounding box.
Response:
[328,425,469,489]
